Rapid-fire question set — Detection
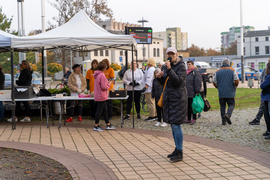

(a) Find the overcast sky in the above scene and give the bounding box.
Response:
[1,0,269,50]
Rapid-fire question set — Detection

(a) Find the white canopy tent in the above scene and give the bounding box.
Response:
[0,30,19,52]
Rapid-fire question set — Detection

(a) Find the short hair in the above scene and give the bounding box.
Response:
[97,61,107,71]
[102,59,110,68]
[154,68,161,75]
[222,58,230,66]
[147,58,156,67]
[22,60,32,72]
[266,62,270,74]
[91,59,98,67]
[187,60,194,65]
[72,64,81,70]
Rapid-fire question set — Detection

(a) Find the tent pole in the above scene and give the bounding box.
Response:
[131,44,135,129]
[41,48,45,85]
[10,49,16,130]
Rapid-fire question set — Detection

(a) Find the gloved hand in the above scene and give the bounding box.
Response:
[77,89,82,93]
[142,87,146,93]
[135,82,140,86]
[129,82,133,86]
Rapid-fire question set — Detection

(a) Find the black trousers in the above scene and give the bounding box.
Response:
[15,101,30,117]
[188,98,196,120]
[155,100,164,122]
[95,101,110,125]
[106,100,113,118]
[263,101,270,132]
[219,98,235,120]
[69,100,83,117]
[89,100,97,118]
[126,90,141,115]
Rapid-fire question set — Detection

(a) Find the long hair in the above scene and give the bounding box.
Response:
[266,62,270,74]
[22,60,32,72]
[91,59,98,68]
[102,59,110,68]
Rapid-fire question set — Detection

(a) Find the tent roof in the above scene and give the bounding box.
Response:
[11,10,135,51]
[0,30,18,52]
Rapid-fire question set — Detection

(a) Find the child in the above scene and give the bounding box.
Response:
[93,61,115,131]
[152,68,167,127]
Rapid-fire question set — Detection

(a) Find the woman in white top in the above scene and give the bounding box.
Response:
[123,61,144,119]
[66,64,86,122]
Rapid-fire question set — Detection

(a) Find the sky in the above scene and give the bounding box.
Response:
[0,0,270,50]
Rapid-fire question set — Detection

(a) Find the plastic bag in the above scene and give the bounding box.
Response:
[192,94,204,114]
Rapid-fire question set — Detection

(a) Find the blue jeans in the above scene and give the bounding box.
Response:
[0,101,4,120]
[171,124,183,151]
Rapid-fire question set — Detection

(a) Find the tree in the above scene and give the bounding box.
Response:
[47,62,63,77]
[0,6,12,32]
[188,44,206,57]
[206,48,221,56]
[226,41,237,55]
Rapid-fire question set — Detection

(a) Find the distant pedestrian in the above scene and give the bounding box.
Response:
[157,47,187,163]
[260,62,270,139]
[213,58,239,125]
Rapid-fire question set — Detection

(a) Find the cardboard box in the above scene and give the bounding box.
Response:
[109,90,127,97]
[14,86,36,99]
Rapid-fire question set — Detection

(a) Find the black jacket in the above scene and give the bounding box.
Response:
[186,68,202,98]
[158,59,187,125]
[16,69,32,86]
[0,70,4,90]
[151,78,163,102]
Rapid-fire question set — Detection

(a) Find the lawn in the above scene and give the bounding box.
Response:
[207,88,261,110]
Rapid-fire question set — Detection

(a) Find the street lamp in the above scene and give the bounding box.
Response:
[240,0,244,83]
[137,17,148,66]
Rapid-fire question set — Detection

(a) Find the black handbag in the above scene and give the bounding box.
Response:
[203,98,211,112]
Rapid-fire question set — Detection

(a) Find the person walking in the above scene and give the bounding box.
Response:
[65,64,86,123]
[143,58,157,121]
[186,60,202,125]
[123,61,144,120]
[7,60,33,122]
[213,58,239,125]
[260,62,270,139]
[86,59,98,120]
[93,61,115,131]
[152,68,167,127]
[157,47,187,163]
[249,57,270,125]
[0,64,5,121]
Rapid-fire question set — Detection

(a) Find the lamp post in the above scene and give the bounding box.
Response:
[223,44,227,56]
[138,17,148,66]
[17,0,26,64]
[240,0,244,83]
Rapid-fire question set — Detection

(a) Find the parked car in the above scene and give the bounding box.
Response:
[235,66,259,80]
[194,61,218,83]
[4,74,12,89]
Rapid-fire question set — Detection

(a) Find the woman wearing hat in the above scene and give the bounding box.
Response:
[157,47,187,163]
[66,64,86,122]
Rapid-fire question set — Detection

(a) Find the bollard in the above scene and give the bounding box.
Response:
[248,78,254,88]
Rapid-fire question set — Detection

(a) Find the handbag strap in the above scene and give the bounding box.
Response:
[163,77,169,91]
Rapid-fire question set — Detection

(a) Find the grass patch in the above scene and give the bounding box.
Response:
[207,88,261,110]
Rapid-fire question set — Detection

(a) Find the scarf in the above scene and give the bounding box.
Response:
[187,67,195,75]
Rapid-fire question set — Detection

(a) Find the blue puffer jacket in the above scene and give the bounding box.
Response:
[261,74,270,101]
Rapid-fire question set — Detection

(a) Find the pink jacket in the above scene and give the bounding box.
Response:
[93,70,111,101]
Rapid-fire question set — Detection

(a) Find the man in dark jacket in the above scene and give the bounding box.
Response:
[157,47,187,163]
[213,58,239,125]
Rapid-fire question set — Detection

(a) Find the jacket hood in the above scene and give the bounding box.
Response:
[93,70,103,78]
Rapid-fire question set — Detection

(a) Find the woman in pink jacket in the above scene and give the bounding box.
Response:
[93,61,115,131]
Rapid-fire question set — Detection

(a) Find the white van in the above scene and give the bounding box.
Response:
[194,62,211,69]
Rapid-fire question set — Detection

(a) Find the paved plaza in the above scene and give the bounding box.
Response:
[0,107,270,179]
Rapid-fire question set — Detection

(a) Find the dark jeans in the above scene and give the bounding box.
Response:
[89,100,97,119]
[106,100,113,118]
[0,101,4,120]
[219,98,235,120]
[188,98,196,120]
[155,100,163,122]
[126,90,141,115]
[263,101,270,132]
[255,100,264,122]
[69,100,83,117]
[95,101,110,125]
[15,101,30,117]
[171,124,183,151]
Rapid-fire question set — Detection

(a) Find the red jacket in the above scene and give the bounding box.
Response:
[93,70,110,101]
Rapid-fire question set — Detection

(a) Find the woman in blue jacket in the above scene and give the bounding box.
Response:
[260,62,270,140]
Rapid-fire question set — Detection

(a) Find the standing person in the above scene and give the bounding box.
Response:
[102,59,115,120]
[213,58,239,125]
[62,67,71,85]
[157,47,187,163]
[86,59,98,120]
[7,60,32,122]
[260,62,270,139]
[249,57,270,125]
[152,68,167,127]
[65,64,86,122]
[93,61,115,131]
[0,64,5,121]
[186,60,202,125]
[123,61,144,120]
[143,58,157,121]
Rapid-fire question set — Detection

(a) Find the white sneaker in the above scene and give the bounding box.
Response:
[7,118,18,122]
[20,117,31,122]
[154,122,161,126]
[160,122,168,127]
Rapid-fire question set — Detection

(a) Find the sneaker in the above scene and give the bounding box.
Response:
[93,125,104,131]
[185,118,191,123]
[137,114,141,119]
[190,119,196,125]
[198,114,201,118]
[7,117,18,122]
[106,124,115,130]
[20,117,31,122]
[160,122,168,127]
[65,117,73,122]
[123,115,130,120]
[263,131,270,136]
[78,116,83,122]
[249,119,260,125]
[265,134,270,140]
[224,113,232,125]
[222,120,227,125]
[145,117,156,122]
[154,122,161,126]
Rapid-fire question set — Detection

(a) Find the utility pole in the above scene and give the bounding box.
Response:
[17,0,26,64]
[41,0,47,77]
[138,17,148,66]
[240,0,244,83]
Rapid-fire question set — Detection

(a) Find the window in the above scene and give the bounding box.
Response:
[157,48,160,57]
[255,37,259,42]
[120,51,123,56]
[105,50,109,56]
[79,52,83,57]
[244,47,246,55]
[157,42,159,44]
[94,50,98,56]
[100,50,104,56]
[73,51,77,57]
[153,48,156,57]
[266,46,270,54]
[84,52,88,57]
[266,37,269,41]
[255,46,259,55]
[259,62,265,70]
[102,25,106,29]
